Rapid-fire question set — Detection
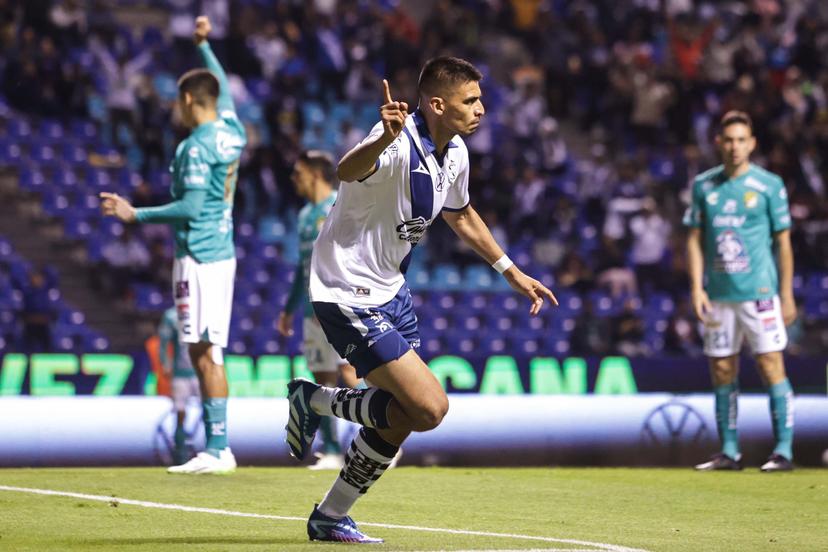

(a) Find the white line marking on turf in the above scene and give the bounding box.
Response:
[0,485,651,552]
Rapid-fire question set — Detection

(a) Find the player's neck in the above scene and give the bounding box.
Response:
[310,183,332,204]
[421,111,454,155]
[723,161,750,179]
[191,107,218,128]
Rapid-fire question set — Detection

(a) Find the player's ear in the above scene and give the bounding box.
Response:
[429,96,445,116]
[182,92,194,107]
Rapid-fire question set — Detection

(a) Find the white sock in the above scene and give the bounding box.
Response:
[310,386,336,416]
[318,477,362,519]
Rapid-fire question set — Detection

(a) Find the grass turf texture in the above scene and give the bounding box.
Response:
[0,467,825,551]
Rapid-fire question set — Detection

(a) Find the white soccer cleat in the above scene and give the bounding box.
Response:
[167,448,237,475]
[308,452,345,471]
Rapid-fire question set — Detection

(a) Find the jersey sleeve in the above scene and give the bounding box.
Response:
[682,180,703,228]
[442,149,470,212]
[180,143,210,190]
[768,178,791,232]
[356,121,405,185]
[198,41,235,115]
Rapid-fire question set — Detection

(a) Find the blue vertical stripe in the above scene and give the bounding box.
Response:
[399,127,433,274]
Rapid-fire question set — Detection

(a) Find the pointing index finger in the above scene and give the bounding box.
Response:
[382,79,393,105]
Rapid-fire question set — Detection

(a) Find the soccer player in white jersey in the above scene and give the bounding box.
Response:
[285,56,557,544]
[101,16,245,474]
[685,111,796,472]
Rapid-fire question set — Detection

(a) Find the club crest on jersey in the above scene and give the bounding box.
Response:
[397,216,428,244]
[706,192,719,206]
[744,191,758,209]
[714,230,749,273]
[436,170,446,192]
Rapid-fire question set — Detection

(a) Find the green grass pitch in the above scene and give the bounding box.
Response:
[0,467,825,551]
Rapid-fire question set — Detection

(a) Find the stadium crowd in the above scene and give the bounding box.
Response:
[1,0,828,356]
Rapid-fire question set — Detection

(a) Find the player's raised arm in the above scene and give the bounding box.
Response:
[337,79,408,182]
[442,205,557,315]
[193,15,235,115]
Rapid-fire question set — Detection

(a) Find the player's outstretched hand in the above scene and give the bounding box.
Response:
[277,312,294,337]
[691,288,713,324]
[780,294,797,326]
[99,192,136,223]
[194,15,211,44]
[503,267,558,316]
[380,79,408,140]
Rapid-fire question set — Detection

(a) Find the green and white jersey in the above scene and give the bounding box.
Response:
[169,42,247,263]
[683,164,791,302]
[158,307,195,378]
[285,191,338,318]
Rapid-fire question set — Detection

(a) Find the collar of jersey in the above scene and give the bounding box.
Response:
[191,118,217,135]
[412,109,458,161]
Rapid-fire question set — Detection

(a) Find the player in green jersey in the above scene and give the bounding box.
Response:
[102,15,246,474]
[684,111,796,472]
[158,307,199,465]
[278,150,359,470]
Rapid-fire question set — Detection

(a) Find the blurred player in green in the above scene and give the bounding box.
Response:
[101,15,246,474]
[685,111,796,472]
[158,306,199,465]
[278,150,359,470]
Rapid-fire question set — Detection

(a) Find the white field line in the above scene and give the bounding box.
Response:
[0,485,652,552]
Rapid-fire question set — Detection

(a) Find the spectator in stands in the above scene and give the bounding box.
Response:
[570,300,610,356]
[629,197,671,294]
[664,297,702,356]
[21,268,54,353]
[89,36,153,150]
[100,227,151,300]
[610,297,649,357]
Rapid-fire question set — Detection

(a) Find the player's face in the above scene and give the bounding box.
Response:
[291,160,314,199]
[442,81,485,136]
[717,123,755,168]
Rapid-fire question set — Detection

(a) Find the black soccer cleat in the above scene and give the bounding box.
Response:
[760,453,794,472]
[694,452,743,471]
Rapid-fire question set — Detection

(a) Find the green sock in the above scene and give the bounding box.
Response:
[174,425,186,449]
[769,379,794,460]
[714,383,740,459]
[202,398,228,458]
[319,416,342,455]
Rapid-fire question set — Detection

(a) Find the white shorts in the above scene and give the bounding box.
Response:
[172,255,235,348]
[303,317,347,373]
[171,376,200,411]
[703,295,788,357]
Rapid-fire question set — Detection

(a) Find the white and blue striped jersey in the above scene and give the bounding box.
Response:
[309,110,470,307]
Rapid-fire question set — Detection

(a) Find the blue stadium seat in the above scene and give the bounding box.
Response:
[39,120,65,142]
[63,215,93,240]
[70,120,98,142]
[18,166,47,193]
[250,328,282,355]
[432,264,462,290]
[463,264,494,290]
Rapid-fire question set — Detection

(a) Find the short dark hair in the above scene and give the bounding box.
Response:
[417,56,483,97]
[720,110,753,133]
[177,68,219,107]
[298,150,337,184]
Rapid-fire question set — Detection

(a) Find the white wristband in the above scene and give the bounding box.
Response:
[492,255,514,274]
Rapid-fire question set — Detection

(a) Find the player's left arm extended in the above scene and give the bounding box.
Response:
[774,229,796,323]
[197,41,235,115]
[442,206,557,313]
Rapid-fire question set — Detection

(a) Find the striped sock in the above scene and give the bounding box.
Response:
[310,386,393,429]
[318,428,399,519]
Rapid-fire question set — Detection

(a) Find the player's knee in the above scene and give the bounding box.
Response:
[414,396,449,431]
